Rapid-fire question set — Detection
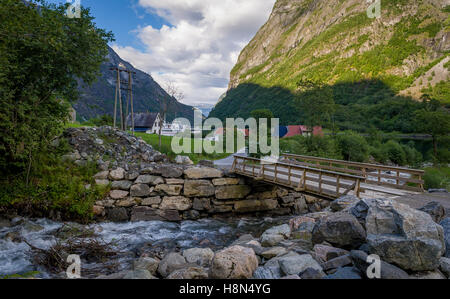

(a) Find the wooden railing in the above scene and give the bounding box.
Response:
[231,156,366,199]
[281,153,425,192]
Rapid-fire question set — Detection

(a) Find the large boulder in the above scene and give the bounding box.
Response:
[253,266,283,279]
[184,180,215,197]
[167,267,208,279]
[350,250,409,279]
[325,267,362,279]
[134,257,160,275]
[420,202,446,223]
[313,244,349,262]
[312,213,366,249]
[123,269,156,279]
[158,252,187,278]
[184,167,223,179]
[260,224,291,247]
[278,253,323,276]
[364,199,445,271]
[210,246,258,279]
[331,196,360,212]
[440,218,450,258]
[215,185,251,200]
[183,248,214,267]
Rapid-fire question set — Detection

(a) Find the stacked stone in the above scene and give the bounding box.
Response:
[92,165,325,222]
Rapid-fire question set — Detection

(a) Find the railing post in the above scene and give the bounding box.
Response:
[355,178,361,198]
[336,175,341,197]
[231,157,237,172]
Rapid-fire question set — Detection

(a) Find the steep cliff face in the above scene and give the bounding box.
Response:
[75,46,194,122]
[211,0,449,126]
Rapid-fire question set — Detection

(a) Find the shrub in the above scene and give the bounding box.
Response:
[383,140,407,165]
[337,131,369,162]
[424,167,450,191]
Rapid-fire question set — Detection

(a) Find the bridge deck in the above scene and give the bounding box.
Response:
[231,155,424,200]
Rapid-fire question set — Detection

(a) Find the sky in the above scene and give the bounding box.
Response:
[47,0,276,106]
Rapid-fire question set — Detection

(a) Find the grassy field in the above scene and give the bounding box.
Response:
[135,133,233,164]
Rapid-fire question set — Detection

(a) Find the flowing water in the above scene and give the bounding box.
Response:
[0,216,291,279]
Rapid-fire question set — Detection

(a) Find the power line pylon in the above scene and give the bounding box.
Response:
[110,64,136,133]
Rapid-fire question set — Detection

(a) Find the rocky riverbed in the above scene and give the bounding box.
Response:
[1,195,450,279]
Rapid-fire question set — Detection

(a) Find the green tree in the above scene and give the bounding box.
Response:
[337,131,369,162]
[0,0,113,176]
[415,109,450,160]
[295,79,336,133]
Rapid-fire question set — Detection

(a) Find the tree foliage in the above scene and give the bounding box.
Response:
[0,0,113,174]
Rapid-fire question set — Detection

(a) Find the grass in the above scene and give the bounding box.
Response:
[0,139,110,222]
[424,166,450,191]
[135,133,234,164]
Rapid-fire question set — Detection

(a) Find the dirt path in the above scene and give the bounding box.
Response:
[394,192,450,214]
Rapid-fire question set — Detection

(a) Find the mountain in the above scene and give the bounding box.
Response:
[75,46,195,123]
[210,0,450,130]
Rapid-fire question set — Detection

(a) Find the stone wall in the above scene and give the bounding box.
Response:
[93,165,330,222]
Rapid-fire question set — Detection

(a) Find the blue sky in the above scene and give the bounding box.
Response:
[46,0,276,106]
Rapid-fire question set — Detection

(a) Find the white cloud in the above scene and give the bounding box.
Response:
[112,0,276,106]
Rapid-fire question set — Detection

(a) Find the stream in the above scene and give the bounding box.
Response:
[0,216,291,279]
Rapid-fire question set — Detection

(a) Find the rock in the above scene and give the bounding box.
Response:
[183,248,214,267]
[23,221,44,232]
[420,202,446,223]
[96,271,128,279]
[130,184,152,197]
[92,205,105,217]
[439,257,450,277]
[111,180,132,190]
[193,198,211,211]
[440,218,450,258]
[95,179,110,186]
[159,166,183,178]
[350,250,409,279]
[106,208,129,222]
[278,253,323,276]
[280,275,301,279]
[210,245,259,279]
[123,269,156,279]
[289,216,316,231]
[411,270,447,279]
[160,196,192,211]
[312,212,366,249]
[167,267,209,279]
[109,168,126,181]
[158,252,187,278]
[134,257,160,275]
[198,160,214,167]
[155,184,183,196]
[131,206,181,222]
[253,266,282,279]
[322,255,352,271]
[261,247,288,259]
[291,220,316,243]
[365,198,445,271]
[175,155,194,165]
[135,175,164,185]
[313,244,349,262]
[325,267,362,279]
[299,268,326,279]
[116,198,137,208]
[234,199,278,213]
[261,224,291,247]
[166,179,185,185]
[109,190,129,200]
[212,178,240,186]
[215,185,251,200]
[184,180,215,197]
[184,167,223,179]
[94,171,109,180]
[141,196,162,206]
[429,189,448,193]
[330,196,360,212]
[126,171,139,181]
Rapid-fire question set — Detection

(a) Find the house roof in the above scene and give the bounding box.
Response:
[127,112,159,128]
